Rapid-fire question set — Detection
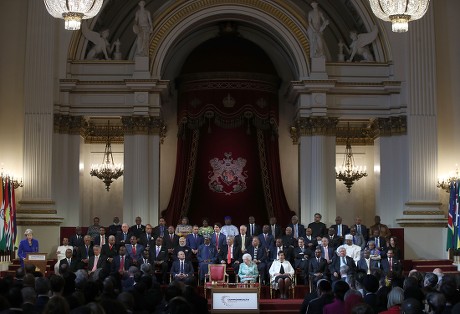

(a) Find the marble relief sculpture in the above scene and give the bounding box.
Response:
[82,21,115,60]
[133,0,153,57]
[345,25,378,62]
[306,1,330,60]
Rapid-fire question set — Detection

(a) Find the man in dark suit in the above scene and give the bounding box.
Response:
[330,247,356,281]
[258,225,274,251]
[357,249,380,275]
[352,216,368,241]
[186,225,203,255]
[269,238,293,267]
[330,216,350,238]
[217,236,242,274]
[101,235,118,272]
[246,216,262,237]
[234,225,251,255]
[327,227,343,250]
[125,235,144,264]
[304,228,316,250]
[93,227,108,246]
[150,237,169,284]
[307,213,328,239]
[282,226,296,248]
[138,224,155,248]
[163,225,180,254]
[288,215,306,240]
[129,216,145,238]
[111,245,132,276]
[138,249,152,266]
[173,236,192,261]
[308,248,330,285]
[294,237,312,284]
[170,251,195,285]
[59,248,78,273]
[269,217,282,239]
[319,237,334,264]
[69,226,84,252]
[116,223,132,246]
[152,217,167,239]
[107,216,122,237]
[369,229,387,252]
[76,235,93,270]
[210,223,227,252]
[246,236,267,284]
[197,236,218,282]
[87,245,106,276]
[381,249,402,277]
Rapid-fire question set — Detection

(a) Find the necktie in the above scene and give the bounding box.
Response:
[123,233,127,241]
[156,246,160,257]
[227,246,232,264]
[294,225,298,238]
[264,234,267,242]
[353,236,356,244]
[272,225,275,237]
[170,234,173,241]
[341,256,346,265]
[389,258,393,271]
[132,245,136,256]
[317,258,320,264]
[101,236,105,245]
[92,256,99,271]
[180,261,184,274]
[160,226,164,237]
[67,258,71,264]
[338,225,341,236]
[215,234,219,249]
[324,247,329,261]
[85,246,89,258]
[251,224,254,236]
[376,237,379,247]
[241,235,246,251]
[357,225,361,234]
[366,259,371,274]
[120,256,124,271]
[254,247,258,259]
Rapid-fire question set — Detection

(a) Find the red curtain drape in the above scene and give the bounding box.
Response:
[162,77,293,226]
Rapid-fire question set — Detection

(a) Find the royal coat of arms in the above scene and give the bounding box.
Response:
[208,152,248,195]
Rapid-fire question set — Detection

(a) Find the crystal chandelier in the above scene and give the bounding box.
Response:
[336,133,368,193]
[90,121,123,191]
[43,0,104,30]
[368,0,430,32]
[437,167,459,193]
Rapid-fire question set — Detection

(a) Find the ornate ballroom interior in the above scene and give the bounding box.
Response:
[0,0,459,260]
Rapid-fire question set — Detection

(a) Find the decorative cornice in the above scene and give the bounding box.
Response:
[397,222,448,227]
[402,210,445,215]
[17,209,57,215]
[54,114,85,135]
[370,116,407,138]
[290,117,338,144]
[122,116,167,143]
[149,0,310,73]
[82,121,125,144]
[335,125,374,146]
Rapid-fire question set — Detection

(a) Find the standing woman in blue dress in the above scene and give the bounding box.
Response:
[18,229,39,266]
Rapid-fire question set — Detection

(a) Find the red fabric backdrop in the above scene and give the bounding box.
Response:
[188,126,266,226]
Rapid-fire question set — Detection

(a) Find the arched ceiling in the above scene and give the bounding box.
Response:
[71,0,388,82]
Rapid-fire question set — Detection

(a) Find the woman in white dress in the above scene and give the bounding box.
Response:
[268,251,294,299]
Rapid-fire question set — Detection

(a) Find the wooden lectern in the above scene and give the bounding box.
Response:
[24,253,48,276]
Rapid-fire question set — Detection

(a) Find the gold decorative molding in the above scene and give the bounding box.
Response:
[149,0,310,73]
[19,200,55,205]
[17,209,57,215]
[397,222,448,227]
[370,116,407,138]
[122,116,167,143]
[17,220,63,226]
[82,121,125,144]
[54,114,85,135]
[290,117,338,144]
[403,210,445,215]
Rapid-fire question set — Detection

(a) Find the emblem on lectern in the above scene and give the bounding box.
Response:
[208,152,248,195]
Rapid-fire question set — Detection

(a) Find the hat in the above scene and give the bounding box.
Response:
[203,235,211,239]
[345,234,353,240]
[224,216,232,220]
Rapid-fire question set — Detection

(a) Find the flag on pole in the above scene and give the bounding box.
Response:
[3,178,12,251]
[456,180,460,249]
[9,179,17,249]
[447,180,456,251]
[0,176,5,251]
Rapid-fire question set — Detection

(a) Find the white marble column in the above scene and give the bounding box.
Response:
[395,5,446,259]
[18,1,62,258]
[296,118,337,225]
